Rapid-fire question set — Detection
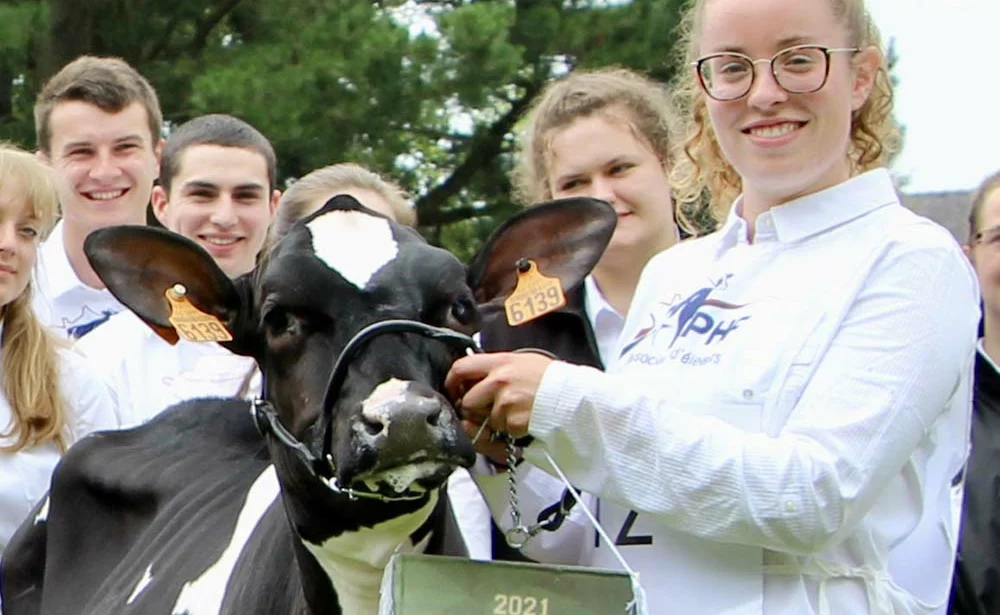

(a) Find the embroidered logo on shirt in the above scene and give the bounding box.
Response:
[621,275,750,359]
[64,308,116,339]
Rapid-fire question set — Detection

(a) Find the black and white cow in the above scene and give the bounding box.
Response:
[1,195,615,615]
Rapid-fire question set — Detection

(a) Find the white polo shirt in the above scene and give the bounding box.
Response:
[75,310,260,428]
[478,169,979,615]
[0,337,119,553]
[32,221,124,340]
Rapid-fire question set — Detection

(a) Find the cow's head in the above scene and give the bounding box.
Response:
[83,195,614,517]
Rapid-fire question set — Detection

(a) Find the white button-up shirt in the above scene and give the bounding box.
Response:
[32,221,124,340]
[0,339,119,554]
[75,310,260,428]
[480,169,978,615]
[583,275,624,367]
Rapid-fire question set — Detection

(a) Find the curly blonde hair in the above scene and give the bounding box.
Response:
[0,145,68,453]
[670,0,901,217]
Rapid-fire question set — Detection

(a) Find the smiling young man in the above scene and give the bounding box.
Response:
[33,56,164,339]
[76,114,279,427]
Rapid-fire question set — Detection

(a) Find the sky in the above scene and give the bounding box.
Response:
[865,0,1000,194]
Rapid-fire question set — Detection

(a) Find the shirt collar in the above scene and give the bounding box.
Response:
[37,220,84,300]
[714,168,898,252]
[583,275,621,326]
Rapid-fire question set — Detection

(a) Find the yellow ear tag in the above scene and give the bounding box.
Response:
[165,284,233,343]
[503,259,566,326]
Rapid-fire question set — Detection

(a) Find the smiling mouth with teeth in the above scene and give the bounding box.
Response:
[202,237,241,246]
[746,122,802,138]
[86,189,127,201]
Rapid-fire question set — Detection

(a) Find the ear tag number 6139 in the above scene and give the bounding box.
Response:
[503,259,566,327]
[165,284,233,343]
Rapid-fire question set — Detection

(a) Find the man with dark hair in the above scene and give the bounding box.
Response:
[33,55,164,338]
[77,114,279,427]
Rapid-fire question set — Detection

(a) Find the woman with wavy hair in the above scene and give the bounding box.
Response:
[0,144,118,552]
[446,0,978,612]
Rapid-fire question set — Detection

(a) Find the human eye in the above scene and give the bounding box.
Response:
[778,48,822,72]
[557,177,586,193]
[18,224,39,239]
[609,161,635,175]
[714,56,750,80]
[235,190,264,203]
[116,141,142,153]
[65,147,93,159]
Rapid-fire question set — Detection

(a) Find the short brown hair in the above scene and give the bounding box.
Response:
[273,163,414,243]
[34,55,163,154]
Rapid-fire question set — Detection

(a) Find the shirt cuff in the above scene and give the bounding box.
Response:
[529,360,594,443]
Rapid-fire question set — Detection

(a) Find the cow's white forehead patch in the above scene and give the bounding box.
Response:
[307,211,399,289]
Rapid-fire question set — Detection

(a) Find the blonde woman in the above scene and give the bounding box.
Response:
[447,0,977,612]
[0,145,118,553]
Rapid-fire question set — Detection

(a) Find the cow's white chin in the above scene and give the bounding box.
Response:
[352,460,454,498]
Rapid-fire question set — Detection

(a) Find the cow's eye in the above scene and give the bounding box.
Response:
[446,297,478,333]
[451,297,475,325]
[263,307,292,335]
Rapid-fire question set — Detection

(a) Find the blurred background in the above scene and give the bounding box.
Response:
[0,0,989,253]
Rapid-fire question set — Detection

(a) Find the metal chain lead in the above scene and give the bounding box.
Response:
[504,434,533,548]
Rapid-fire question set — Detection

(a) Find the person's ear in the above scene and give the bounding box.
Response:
[152,137,165,177]
[269,189,281,218]
[850,46,881,112]
[151,185,170,227]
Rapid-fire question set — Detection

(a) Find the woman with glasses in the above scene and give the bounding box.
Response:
[951,170,1000,615]
[446,0,978,613]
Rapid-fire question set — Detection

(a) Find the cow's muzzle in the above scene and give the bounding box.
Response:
[253,319,479,502]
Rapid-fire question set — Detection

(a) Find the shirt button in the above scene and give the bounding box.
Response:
[784,500,797,513]
[742,389,754,401]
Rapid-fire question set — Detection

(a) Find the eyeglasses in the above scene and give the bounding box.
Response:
[692,44,860,102]
[972,224,1000,247]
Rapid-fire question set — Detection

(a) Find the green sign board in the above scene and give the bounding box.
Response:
[380,553,637,615]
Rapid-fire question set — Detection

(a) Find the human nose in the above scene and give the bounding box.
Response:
[88,149,122,182]
[209,195,238,228]
[0,223,18,254]
[587,176,617,205]
[745,59,788,108]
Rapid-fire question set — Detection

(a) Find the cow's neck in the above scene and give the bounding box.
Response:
[297,494,438,615]
[267,436,439,615]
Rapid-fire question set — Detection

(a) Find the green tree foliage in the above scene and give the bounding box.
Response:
[0,0,692,253]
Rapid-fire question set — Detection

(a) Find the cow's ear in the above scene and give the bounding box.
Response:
[84,226,248,348]
[466,197,616,308]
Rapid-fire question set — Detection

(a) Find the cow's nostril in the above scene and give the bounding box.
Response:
[426,409,440,427]
[362,417,385,437]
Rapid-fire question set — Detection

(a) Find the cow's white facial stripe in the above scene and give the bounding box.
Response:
[171,465,279,615]
[301,492,438,615]
[307,211,398,290]
[126,564,154,605]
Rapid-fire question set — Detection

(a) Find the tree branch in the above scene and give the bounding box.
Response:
[415,79,542,226]
[190,0,245,54]
[142,10,185,63]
